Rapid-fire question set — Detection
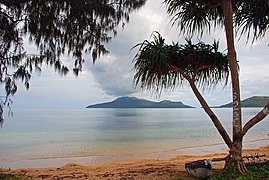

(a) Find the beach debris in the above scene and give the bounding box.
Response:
[243,153,269,167]
[242,153,266,161]
[20,169,27,175]
[209,154,267,162]
[185,159,212,179]
[0,167,11,172]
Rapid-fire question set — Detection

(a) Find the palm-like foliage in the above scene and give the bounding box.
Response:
[164,0,224,36]
[234,0,269,42]
[133,32,229,93]
[152,0,269,173]
[164,0,269,41]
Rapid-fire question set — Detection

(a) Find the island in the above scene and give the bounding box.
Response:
[86,97,193,108]
[219,96,269,108]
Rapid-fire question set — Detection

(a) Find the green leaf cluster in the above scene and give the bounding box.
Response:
[133,32,229,93]
[164,0,269,41]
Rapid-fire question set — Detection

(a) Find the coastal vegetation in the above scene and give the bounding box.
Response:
[0,0,146,122]
[0,173,24,180]
[132,0,269,174]
[210,164,269,180]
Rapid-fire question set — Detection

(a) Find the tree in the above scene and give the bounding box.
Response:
[0,0,146,124]
[133,0,269,174]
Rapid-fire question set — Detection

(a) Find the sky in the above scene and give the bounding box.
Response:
[7,0,269,109]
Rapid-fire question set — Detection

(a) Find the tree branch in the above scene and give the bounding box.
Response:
[0,0,31,6]
[194,65,215,77]
[241,102,269,137]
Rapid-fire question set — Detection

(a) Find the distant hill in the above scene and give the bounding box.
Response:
[220,96,269,108]
[86,97,193,108]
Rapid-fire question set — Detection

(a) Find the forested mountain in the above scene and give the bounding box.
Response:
[87,97,193,108]
[220,96,269,108]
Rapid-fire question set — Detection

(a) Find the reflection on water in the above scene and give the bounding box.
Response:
[0,108,268,168]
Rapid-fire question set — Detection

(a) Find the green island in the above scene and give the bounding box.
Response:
[86,96,193,108]
[220,96,269,108]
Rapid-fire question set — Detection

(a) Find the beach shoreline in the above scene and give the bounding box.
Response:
[1,138,268,170]
[2,146,269,180]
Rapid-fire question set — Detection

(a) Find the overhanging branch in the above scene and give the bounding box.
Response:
[194,65,215,77]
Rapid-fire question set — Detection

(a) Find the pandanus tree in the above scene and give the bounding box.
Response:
[133,32,234,167]
[133,0,269,174]
[0,0,146,124]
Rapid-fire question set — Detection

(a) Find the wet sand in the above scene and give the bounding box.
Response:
[2,146,269,180]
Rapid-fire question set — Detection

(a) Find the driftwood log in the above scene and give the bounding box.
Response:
[211,154,266,162]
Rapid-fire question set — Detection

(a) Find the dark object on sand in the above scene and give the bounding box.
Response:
[243,154,269,167]
[185,154,268,179]
[244,159,269,167]
[185,159,212,179]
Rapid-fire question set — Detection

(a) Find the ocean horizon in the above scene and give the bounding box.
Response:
[0,108,268,169]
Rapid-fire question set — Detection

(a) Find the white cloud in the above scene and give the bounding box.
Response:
[8,0,269,109]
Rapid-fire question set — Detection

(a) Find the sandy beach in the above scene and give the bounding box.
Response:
[1,146,268,180]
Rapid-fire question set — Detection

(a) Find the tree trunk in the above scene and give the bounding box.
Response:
[225,137,247,173]
[241,103,269,137]
[222,0,246,173]
[170,65,233,148]
[188,80,232,148]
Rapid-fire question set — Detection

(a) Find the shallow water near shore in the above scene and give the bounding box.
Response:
[0,108,268,168]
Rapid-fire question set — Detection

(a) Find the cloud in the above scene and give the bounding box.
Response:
[88,0,269,107]
[90,56,137,96]
[88,0,168,97]
[10,0,269,109]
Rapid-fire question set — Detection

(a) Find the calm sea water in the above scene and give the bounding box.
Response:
[0,108,268,168]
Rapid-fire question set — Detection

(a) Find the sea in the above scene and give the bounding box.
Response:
[0,108,268,169]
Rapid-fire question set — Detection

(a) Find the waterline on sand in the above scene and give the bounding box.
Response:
[0,108,268,168]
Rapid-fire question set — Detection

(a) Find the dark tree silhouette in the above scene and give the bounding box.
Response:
[0,0,146,123]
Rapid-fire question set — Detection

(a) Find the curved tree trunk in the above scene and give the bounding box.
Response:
[222,0,247,173]
[188,80,232,148]
[170,65,233,148]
